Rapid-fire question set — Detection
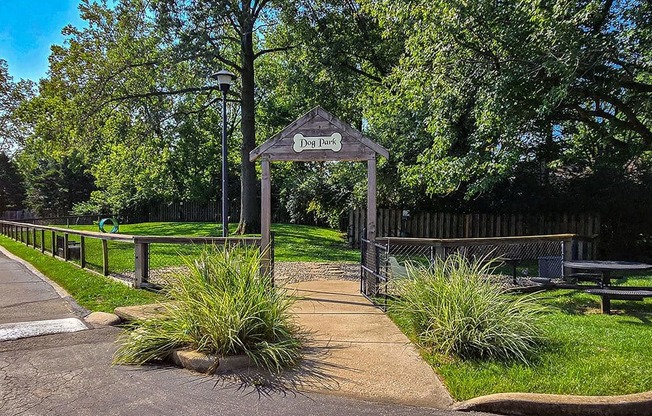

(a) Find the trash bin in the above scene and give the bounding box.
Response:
[538,256,563,278]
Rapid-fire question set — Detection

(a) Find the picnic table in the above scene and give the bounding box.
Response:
[564,260,652,314]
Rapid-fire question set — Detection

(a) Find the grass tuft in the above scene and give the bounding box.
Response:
[391,254,546,363]
[113,245,302,372]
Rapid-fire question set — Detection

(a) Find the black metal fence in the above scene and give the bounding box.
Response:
[360,234,597,308]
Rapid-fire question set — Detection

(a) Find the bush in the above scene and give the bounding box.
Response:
[113,246,302,372]
[391,254,545,363]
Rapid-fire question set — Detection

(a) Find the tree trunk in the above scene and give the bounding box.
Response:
[236,28,261,234]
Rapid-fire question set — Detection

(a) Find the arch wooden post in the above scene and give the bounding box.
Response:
[250,106,389,289]
[367,155,377,242]
[261,157,272,276]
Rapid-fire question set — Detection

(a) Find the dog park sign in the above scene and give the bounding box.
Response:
[250,106,389,261]
[292,133,342,153]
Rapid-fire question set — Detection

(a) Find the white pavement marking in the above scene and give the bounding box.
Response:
[0,318,88,341]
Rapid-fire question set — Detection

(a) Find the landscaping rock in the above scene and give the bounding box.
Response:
[85,312,121,327]
[114,303,169,322]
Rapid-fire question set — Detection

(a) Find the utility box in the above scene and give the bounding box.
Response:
[538,256,563,278]
[56,235,80,261]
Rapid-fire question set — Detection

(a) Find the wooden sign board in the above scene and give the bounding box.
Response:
[250,106,388,162]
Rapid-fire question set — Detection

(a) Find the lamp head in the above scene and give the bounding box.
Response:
[211,69,236,93]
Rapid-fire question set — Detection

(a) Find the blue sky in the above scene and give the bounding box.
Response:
[0,0,85,82]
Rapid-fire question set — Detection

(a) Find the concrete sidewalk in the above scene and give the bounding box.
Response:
[285,280,454,408]
[0,246,87,336]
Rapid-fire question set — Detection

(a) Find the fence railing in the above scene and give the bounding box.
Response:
[360,233,597,307]
[349,209,600,246]
[11,215,102,226]
[0,220,269,288]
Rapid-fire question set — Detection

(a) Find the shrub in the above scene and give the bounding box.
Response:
[391,254,545,363]
[113,246,302,372]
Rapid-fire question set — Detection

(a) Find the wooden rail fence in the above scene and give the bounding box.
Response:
[0,220,265,288]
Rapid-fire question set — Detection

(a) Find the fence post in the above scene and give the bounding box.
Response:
[63,233,70,261]
[80,236,86,268]
[102,239,109,276]
[51,231,56,257]
[360,237,365,293]
[32,228,36,249]
[134,240,148,288]
[434,242,445,260]
[270,232,275,285]
[373,243,380,296]
[562,237,575,278]
[41,230,45,254]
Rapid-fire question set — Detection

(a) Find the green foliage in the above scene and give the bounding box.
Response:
[274,162,366,227]
[0,152,25,212]
[8,0,652,251]
[0,58,35,154]
[364,0,652,199]
[113,246,302,372]
[21,150,95,217]
[391,255,546,363]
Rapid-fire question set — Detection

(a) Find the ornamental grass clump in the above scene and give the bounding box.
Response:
[113,246,302,372]
[391,254,545,363]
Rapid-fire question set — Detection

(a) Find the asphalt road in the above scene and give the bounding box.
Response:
[0,327,500,416]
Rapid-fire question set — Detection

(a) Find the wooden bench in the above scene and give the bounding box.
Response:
[585,288,652,314]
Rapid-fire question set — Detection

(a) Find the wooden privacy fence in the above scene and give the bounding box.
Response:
[349,209,601,245]
[0,220,267,288]
[148,200,240,223]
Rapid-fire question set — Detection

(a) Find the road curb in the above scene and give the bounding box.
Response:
[169,350,253,374]
[453,390,652,416]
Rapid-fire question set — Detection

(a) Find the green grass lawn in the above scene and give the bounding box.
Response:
[0,235,160,312]
[397,280,652,400]
[63,222,359,264]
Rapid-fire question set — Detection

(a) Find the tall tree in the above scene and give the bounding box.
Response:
[0,152,25,213]
[21,151,95,217]
[20,0,231,215]
[0,59,35,155]
[364,0,652,198]
[156,0,299,233]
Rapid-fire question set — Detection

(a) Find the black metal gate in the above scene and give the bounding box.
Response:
[360,236,390,309]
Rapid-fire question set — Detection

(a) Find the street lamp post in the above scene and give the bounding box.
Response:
[211,69,236,237]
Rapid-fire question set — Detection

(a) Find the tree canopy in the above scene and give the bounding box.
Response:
[1,0,650,254]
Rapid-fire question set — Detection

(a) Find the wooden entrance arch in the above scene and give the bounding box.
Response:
[249,106,389,268]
